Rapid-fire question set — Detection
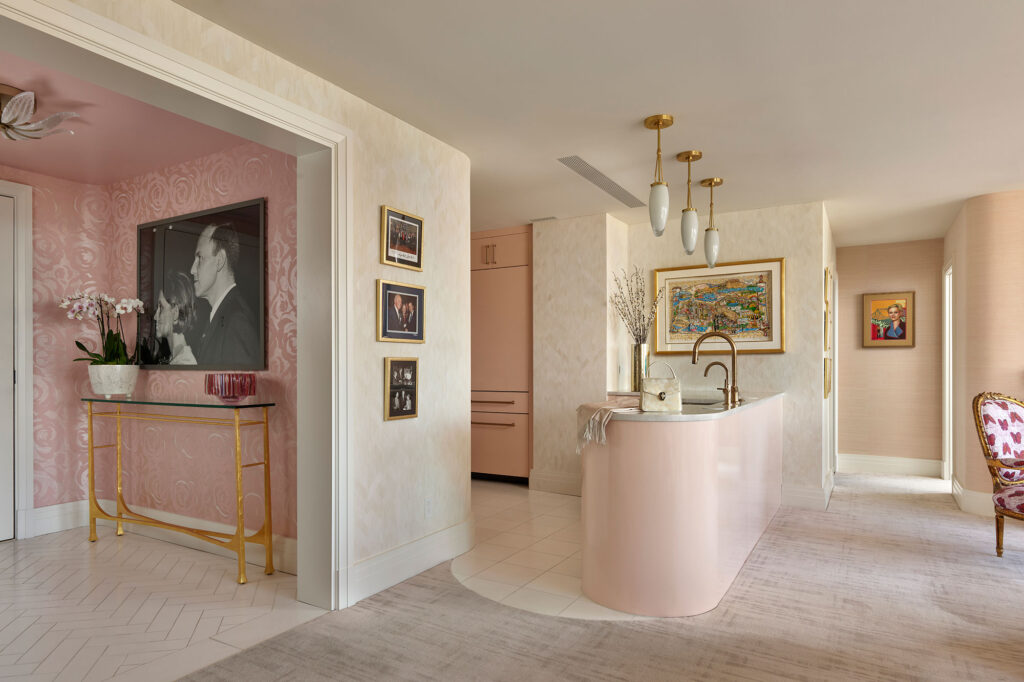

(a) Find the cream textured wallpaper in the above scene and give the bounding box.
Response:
[836,239,943,461]
[65,0,472,562]
[629,202,829,499]
[606,216,630,392]
[532,214,611,494]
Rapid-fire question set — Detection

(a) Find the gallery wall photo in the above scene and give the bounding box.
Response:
[137,198,266,370]
[377,279,425,343]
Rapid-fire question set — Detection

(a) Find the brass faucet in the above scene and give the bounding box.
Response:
[703,361,730,404]
[691,331,739,407]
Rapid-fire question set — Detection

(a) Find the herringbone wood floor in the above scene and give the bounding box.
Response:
[0,527,322,681]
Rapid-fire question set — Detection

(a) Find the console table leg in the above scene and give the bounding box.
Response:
[234,409,247,584]
[262,406,274,575]
[87,402,97,542]
[115,405,124,536]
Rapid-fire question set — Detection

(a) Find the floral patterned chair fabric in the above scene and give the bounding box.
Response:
[973,392,1024,557]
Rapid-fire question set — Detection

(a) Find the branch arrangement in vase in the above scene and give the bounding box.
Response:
[59,292,144,365]
[610,267,664,345]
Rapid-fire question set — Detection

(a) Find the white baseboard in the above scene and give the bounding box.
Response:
[782,484,832,510]
[529,468,581,496]
[838,453,942,477]
[347,518,474,606]
[24,499,297,574]
[953,478,994,518]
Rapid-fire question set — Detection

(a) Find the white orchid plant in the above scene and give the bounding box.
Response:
[59,292,144,365]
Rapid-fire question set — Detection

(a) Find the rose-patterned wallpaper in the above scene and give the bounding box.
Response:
[0,140,299,538]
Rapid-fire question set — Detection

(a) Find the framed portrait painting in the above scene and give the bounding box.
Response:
[137,198,266,370]
[380,205,423,271]
[653,258,785,355]
[862,291,915,347]
[384,357,418,420]
[377,279,425,343]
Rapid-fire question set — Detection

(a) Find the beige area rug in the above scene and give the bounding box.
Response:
[186,475,1024,681]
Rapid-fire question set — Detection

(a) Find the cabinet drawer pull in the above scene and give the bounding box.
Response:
[471,399,516,404]
[492,243,498,265]
[471,420,516,427]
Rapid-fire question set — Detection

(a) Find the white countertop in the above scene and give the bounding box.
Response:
[606,391,783,422]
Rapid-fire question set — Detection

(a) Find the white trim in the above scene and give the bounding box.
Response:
[953,478,994,518]
[0,181,33,540]
[782,483,832,510]
[348,519,474,605]
[25,499,297,572]
[837,453,943,477]
[529,468,582,496]
[1,1,350,609]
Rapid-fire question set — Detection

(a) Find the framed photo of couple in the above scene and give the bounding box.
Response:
[380,205,423,271]
[136,198,266,371]
[384,357,418,420]
[377,279,425,343]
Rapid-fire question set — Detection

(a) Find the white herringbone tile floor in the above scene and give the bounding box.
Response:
[0,527,323,681]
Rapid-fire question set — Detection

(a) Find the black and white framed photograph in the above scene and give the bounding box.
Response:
[137,198,266,370]
[384,357,418,420]
[380,205,423,271]
[377,279,425,343]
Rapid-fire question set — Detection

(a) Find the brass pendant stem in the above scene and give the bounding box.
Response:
[686,161,693,209]
[654,127,664,184]
[709,183,714,228]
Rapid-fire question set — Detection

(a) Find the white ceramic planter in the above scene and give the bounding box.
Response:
[87,364,140,399]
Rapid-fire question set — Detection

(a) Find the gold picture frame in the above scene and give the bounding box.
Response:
[862,291,915,348]
[384,357,418,420]
[653,258,786,355]
[824,357,832,399]
[380,205,423,271]
[377,279,425,343]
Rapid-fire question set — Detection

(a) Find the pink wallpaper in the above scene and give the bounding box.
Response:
[1,141,298,538]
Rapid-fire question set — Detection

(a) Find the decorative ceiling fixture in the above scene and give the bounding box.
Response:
[0,84,78,141]
[676,150,702,254]
[700,177,724,268]
[643,114,673,237]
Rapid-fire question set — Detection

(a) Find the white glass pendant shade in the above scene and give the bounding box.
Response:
[704,228,720,268]
[649,183,669,237]
[680,208,699,254]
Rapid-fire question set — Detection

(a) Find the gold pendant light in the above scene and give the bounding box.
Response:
[699,177,724,268]
[644,114,673,237]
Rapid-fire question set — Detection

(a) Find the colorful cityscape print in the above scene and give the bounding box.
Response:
[666,270,772,342]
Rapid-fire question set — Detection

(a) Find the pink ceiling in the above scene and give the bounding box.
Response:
[0,49,249,185]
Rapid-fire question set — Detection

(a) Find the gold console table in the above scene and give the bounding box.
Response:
[83,397,276,584]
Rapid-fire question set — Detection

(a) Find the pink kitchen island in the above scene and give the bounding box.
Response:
[581,393,783,617]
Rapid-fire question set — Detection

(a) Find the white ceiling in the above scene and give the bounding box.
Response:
[174,0,1024,245]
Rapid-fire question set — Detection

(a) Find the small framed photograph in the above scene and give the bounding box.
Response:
[377,279,425,343]
[862,291,915,347]
[380,206,423,271]
[385,357,418,420]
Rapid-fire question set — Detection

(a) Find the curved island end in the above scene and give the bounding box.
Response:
[581,393,783,617]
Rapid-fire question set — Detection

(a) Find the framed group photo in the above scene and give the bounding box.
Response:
[862,291,915,347]
[377,279,425,343]
[137,198,266,370]
[384,357,418,420]
[653,258,786,355]
[380,205,423,271]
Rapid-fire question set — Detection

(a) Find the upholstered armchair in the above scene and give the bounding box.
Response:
[973,392,1024,556]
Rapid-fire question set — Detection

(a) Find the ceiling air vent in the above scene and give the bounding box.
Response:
[557,156,645,209]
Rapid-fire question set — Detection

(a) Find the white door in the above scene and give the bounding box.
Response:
[0,195,13,541]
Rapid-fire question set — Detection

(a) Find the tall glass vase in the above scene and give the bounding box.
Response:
[630,343,649,392]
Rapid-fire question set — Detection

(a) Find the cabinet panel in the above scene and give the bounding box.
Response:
[471,232,531,270]
[471,267,531,391]
[471,412,529,477]
[471,391,529,414]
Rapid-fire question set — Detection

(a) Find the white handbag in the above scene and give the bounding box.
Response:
[640,362,681,412]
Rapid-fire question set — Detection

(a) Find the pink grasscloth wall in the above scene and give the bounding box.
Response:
[1,141,298,537]
[836,239,943,461]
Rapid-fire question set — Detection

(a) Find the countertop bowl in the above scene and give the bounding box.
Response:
[205,373,257,403]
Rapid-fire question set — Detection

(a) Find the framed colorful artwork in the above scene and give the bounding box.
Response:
[377,279,425,343]
[380,205,423,271]
[384,357,418,420]
[653,258,785,355]
[862,291,915,348]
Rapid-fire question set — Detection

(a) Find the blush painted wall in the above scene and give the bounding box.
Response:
[1,140,299,538]
[946,190,1024,496]
[836,239,943,461]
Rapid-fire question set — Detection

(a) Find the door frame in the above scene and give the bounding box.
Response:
[942,264,953,481]
[0,180,33,540]
[0,1,352,610]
